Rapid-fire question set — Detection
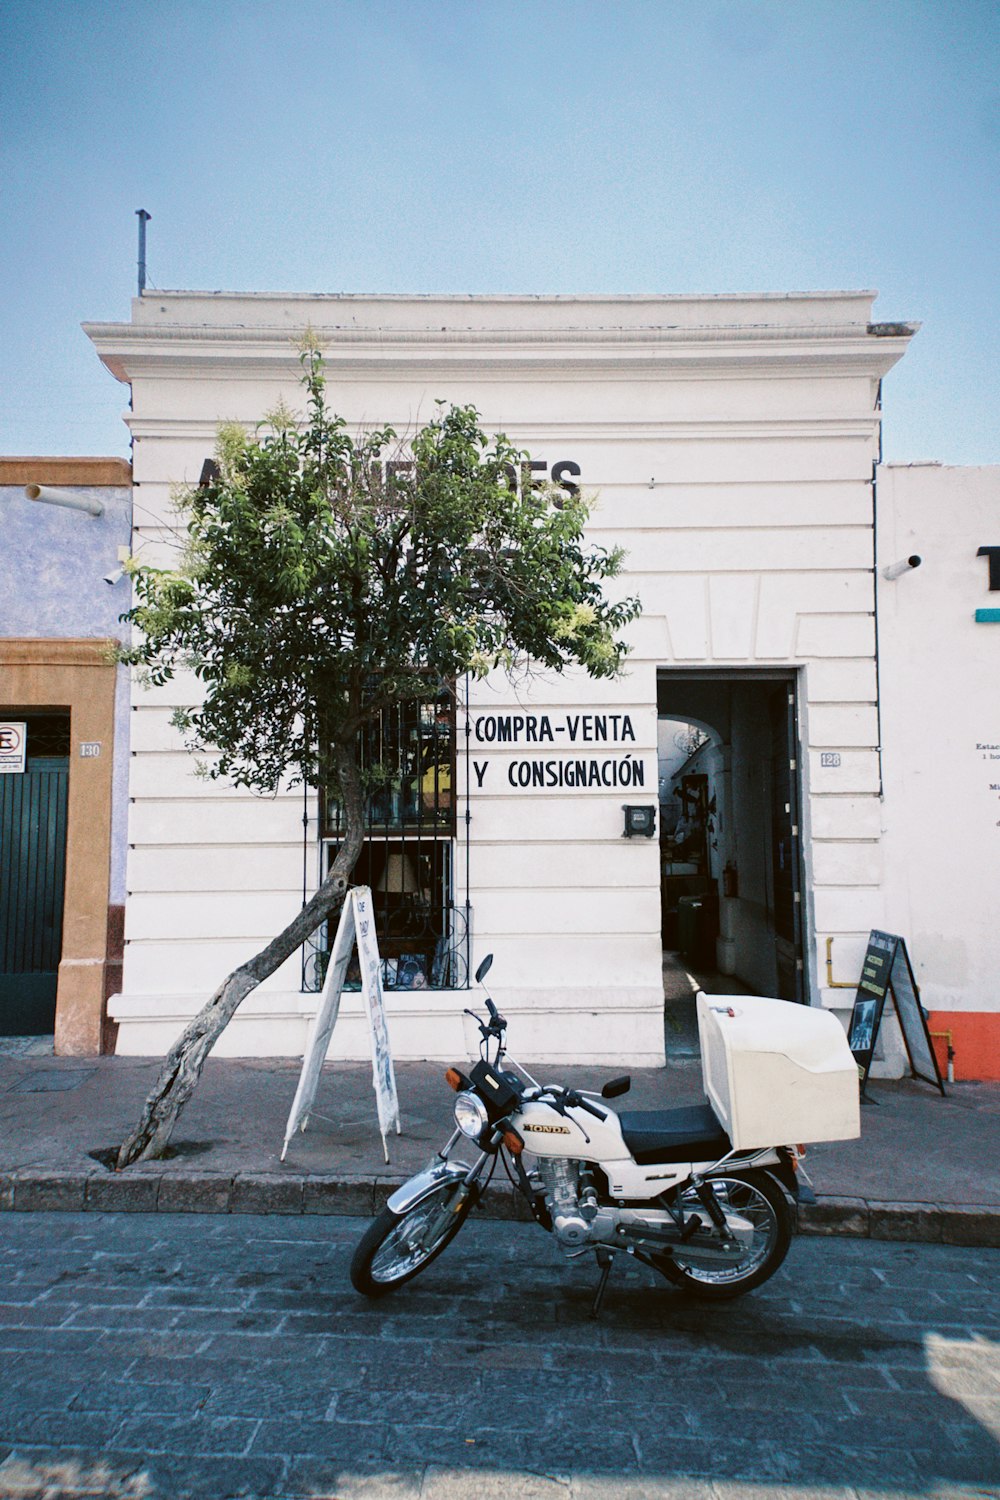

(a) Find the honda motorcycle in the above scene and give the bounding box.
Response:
[350,955,858,1311]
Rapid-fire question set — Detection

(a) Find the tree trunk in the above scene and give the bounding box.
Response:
[116,746,366,1169]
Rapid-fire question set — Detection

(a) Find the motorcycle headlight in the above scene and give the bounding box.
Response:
[454,1091,490,1140]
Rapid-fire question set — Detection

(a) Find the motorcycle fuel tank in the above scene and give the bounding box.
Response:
[517,1095,630,1162]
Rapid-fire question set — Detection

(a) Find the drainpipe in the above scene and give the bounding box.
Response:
[872,379,885,800]
[929,1029,956,1083]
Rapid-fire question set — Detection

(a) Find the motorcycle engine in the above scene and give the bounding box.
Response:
[536,1159,594,1247]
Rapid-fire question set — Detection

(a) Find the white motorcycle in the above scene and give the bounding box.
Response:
[350,955,860,1311]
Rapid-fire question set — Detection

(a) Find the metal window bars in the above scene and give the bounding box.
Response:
[301,690,471,992]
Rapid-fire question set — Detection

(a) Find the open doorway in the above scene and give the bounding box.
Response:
[657,671,805,1052]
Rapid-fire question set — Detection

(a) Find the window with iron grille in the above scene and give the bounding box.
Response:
[302,689,470,992]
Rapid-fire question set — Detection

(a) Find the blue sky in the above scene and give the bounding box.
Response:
[2,0,997,463]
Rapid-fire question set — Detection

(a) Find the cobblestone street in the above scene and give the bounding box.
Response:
[1,1211,998,1499]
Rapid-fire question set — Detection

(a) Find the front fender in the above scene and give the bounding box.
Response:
[386,1159,470,1216]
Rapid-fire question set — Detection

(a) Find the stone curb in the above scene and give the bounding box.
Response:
[0,1170,997,1245]
[795,1196,1000,1246]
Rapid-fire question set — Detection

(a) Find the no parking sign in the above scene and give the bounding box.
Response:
[0,723,27,774]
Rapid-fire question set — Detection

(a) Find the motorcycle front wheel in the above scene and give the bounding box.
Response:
[350,1179,474,1297]
[659,1169,792,1300]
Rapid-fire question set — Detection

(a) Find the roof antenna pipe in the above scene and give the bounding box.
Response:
[136,208,151,294]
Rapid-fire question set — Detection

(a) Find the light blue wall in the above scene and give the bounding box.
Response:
[2,482,132,901]
[1,485,132,635]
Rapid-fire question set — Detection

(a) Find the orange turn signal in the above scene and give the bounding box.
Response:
[445,1068,463,1092]
[501,1126,524,1156]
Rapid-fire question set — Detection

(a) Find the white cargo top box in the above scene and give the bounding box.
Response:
[697,993,860,1150]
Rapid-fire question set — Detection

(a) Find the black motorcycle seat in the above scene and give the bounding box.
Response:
[617,1103,731,1166]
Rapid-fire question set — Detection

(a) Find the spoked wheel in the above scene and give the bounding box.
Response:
[350,1179,474,1297]
[659,1169,792,1300]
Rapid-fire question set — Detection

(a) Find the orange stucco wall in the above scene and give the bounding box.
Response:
[928,1012,1000,1083]
[0,638,118,1054]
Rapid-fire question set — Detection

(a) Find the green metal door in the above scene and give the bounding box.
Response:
[0,716,70,1034]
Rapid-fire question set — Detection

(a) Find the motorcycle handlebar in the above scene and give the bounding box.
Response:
[570,1094,606,1122]
[464,1004,506,1040]
[536,1087,606,1122]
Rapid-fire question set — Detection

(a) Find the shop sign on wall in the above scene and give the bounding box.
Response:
[0,723,27,774]
[979,742,1000,829]
[469,711,648,790]
[975,545,1000,622]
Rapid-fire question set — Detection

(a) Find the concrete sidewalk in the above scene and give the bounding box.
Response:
[0,1050,997,1245]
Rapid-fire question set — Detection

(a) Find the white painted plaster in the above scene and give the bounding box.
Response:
[878,464,1000,1018]
[86,292,916,1061]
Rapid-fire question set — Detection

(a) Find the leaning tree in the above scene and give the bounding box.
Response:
[115,346,640,1168]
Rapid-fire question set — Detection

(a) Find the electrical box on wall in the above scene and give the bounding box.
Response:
[622,804,656,839]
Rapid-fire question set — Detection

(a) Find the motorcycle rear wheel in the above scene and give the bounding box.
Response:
[350,1179,474,1297]
[659,1169,792,1300]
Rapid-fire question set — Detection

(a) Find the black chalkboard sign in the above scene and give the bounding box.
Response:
[847,930,945,1095]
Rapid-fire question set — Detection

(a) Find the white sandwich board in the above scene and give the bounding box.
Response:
[281,886,401,1164]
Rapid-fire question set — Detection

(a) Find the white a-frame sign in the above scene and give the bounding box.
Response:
[282,886,401,1164]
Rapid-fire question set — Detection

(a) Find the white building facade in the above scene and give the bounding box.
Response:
[876,463,1000,1081]
[87,291,927,1069]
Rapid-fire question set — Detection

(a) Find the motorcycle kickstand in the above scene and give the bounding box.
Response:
[590,1249,615,1320]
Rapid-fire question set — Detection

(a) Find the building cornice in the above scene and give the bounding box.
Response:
[0,638,117,668]
[126,414,885,445]
[0,457,131,486]
[85,323,914,387]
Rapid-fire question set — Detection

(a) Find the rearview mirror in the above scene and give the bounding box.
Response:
[475,954,493,984]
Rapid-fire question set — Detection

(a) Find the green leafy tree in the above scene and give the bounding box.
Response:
[115,348,640,1168]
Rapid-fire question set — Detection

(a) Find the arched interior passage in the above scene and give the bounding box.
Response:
[657,669,805,1053]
